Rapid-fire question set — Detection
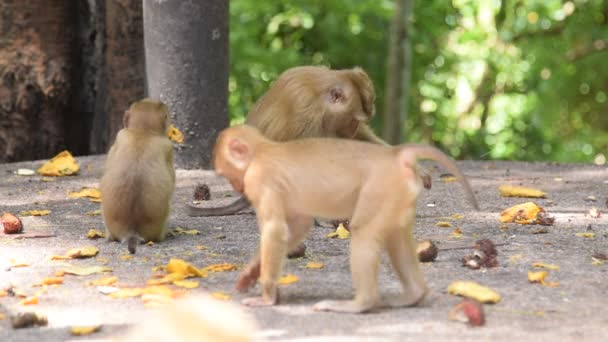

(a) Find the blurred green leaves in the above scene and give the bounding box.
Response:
[229,0,608,163]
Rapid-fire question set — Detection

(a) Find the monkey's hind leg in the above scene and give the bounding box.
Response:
[313,227,383,313]
[384,224,428,308]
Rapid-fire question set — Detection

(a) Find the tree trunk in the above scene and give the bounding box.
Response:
[89,0,145,154]
[0,1,76,162]
[143,0,229,169]
[382,0,414,144]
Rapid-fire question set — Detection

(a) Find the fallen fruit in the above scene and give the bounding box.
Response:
[448,298,485,327]
[2,212,23,234]
[416,240,438,262]
[447,281,501,303]
[70,325,101,336]
[499,185,546,198]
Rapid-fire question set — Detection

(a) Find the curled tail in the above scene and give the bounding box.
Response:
[127,235,138,254]
[398,144,479,210]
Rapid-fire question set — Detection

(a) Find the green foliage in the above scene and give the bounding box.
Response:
[230,0,608,163]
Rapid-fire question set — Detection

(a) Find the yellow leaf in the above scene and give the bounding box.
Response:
[436,221,452,227]
[70,325,101,336]
[499,185,546,198]
[450,227,463,238]
[327,224,350,239]
[278,274,299,285]
[66,246,99,259]
[166,258,205,278]
[87,276,118,286]
[447,281,501,303]
[532,262,560,270]
[86,209,101,216]
[19,210,51,216]
[576,232,595,238]
[305,262,325,269]
[202,263,238,273]
[451,214,464,219]
[86,229,105,239]
[68,188,102,201]
[211,292,231,301]
[35,277,64,286]
[20,296,39,305]
[147,273,185,286]
[37,150,80,176]
[499,202,543,224]
[167,124,184,143]
[62,266,112,276]
[172,280,199,289]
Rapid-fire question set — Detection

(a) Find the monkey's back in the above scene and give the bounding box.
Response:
[100,130,175,239]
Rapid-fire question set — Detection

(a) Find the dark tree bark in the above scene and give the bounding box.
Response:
[382,0,414,145]
[0,1,76,162]
[90,0,145,154]
[144,0,229,169]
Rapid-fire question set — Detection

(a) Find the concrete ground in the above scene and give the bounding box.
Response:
[0,156,607,341]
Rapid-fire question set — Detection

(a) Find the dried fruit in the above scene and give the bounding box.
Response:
[86,229,105,239]
[68,188,102,201]
[11,312,48,329]
[193,184,211,201]
[448,298,485,327]
[447,281,501,303]
[416,240,438,262]
[2,212,23,234]
[499,185,546,198]
[528,271,558,287]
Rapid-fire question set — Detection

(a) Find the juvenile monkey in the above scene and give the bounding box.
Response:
[214,125,478,313]
[100,98,175,254]
[188,65,430,217]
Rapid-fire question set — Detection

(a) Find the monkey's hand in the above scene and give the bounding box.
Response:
[235,262,261,292]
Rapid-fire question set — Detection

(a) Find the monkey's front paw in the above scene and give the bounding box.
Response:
[313,299,374,313]
[241,296,275,307]
[235,273,258,293]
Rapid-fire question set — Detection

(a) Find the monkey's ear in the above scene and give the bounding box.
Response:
[351,68,376,118]
[123,110,131,129]
[227,138,250,168]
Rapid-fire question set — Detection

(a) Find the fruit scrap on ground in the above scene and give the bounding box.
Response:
[416,240,438,262]
[448,298,485,327]
[447,281,501,303]
[462,239,499,269]
[2,212,23,234]
[499,202,555,225]
[37,150,79,176]
[499,185,546,198]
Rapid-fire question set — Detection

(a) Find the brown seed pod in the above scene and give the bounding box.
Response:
[416,240,438,262]
[2,212,23,234]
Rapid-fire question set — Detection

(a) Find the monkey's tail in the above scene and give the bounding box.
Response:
[186,196,251,217]
[398,144,479,210]
[127,234,138,254]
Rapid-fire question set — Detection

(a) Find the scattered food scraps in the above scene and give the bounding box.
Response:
[15,168,35,176]
[448,298,485,327]
[11,312,48,329]
[278,274,299,285]
[327,224,350,239]
[34,277,64,286]
[499,185,546,198]
[70,325,101,336]
[86,229,105,239]
[62,266,112,276]
[9,259,30,268]
[462,239,499,269]
[528,271,559,287]
[211,292,231,301]
[447,281,501,303]
[87,276,118,286]
[172,227,200,235]
[168,124,184,143]
[589,207,601,218]
[532,262,559,270]
[19,296,39,305]
[576,232,595,238]
[193,184,211,201]
[304,262,325,269]
[37,150,80,176]
[68,188,102,201]
[2,212,23,234]
[166,258,206,278]
[53,246,100,259]
[19,210,50,217]
[202,263,238,273]
[416,240,438,262]
[172,280,199,289]
[450,228,463,238]
[436,221,452,228]
[499,202,554,225]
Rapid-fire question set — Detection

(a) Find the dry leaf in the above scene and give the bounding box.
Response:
[87,276,118,286]
[532,262,559,270]
[66,246,99,258]
[37,150,80,176]
[499,185,546,198]
[19,296,39,305]
[202,263,238,272]
[19,210,51,217]
[68,188,102,201]
[436,221,452,228]
[168,124,184,143]
[278,274,299,285]
[62,266,112,276]
[172,280,199,289]
[211,292,231,301]
[70,325,101,336]
[86,229,105,239]
[166,258,206,278]
[327,224,350,239]
[576,232,595,238]
[447,281,501,303]
[304,262,325,269]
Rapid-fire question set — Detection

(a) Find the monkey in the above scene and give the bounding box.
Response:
[188,65,431,217]
[100,98,175,254]
[214,125,478,313]
[115,294,258,342]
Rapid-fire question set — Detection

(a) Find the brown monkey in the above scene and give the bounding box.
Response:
[188,65,429,217]
[100,98,175,254]
[214,125,478,313]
